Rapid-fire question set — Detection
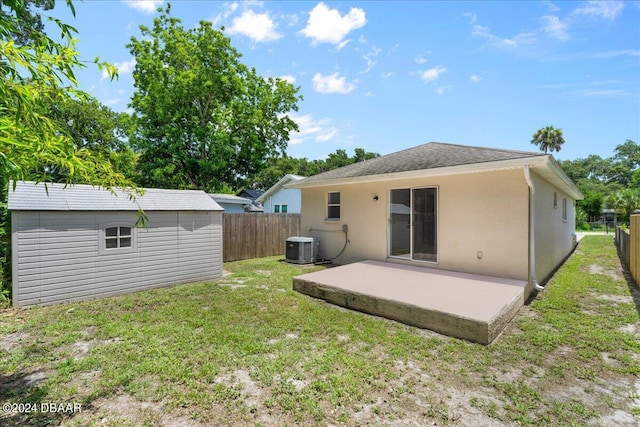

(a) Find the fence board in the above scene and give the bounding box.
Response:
[632,215,639,283]
[223,213,301,262]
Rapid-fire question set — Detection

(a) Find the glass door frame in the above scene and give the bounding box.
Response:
[387,186,439,263]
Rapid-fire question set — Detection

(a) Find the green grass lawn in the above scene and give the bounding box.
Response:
[1,235,639,426]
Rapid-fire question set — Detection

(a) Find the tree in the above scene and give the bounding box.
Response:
[128,4,301,192]
[578,192,603,221]
[0,0,134,189]
[41,95,137,180]
[531,125,565,153]
[252,148,380,189]
[607,139,639,187]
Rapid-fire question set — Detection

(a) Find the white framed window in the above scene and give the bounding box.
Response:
[274,204,280,213]
[327,192,341,221]
[562,198,567,221]
[100,224,137,254]
[281,204,288,213]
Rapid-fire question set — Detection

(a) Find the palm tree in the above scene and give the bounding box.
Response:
[531,125,565,153]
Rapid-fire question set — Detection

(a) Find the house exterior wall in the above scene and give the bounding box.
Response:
[263,188,302,213]
[299,169,530,280]
[217,202,245,213]
[11,210,222,307]
[531,171,577,283]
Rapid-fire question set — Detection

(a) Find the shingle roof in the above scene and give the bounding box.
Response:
[256,174,305,203]
[8,181,223,211]
[209,193,252,205]
[296,142,545,185]
[237,189,264,200]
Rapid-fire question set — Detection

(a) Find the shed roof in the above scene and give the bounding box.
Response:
[209,193,252,205]
[8,181,223,211]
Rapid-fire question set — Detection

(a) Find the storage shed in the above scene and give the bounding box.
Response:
[8,181,224,307]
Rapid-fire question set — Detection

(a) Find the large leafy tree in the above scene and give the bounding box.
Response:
[42,95,138,180]
[531,125,565,154]
[607,139,639,187]
[0,0,133,189]
[252,148,380,189]
[128,4,301,191]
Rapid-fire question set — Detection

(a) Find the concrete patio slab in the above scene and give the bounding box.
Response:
[293,260,527,344]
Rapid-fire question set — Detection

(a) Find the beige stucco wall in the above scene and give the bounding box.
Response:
[300,168,531,280]
[532,171,577,283]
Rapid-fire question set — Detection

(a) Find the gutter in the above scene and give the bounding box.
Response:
[524,166,544,292]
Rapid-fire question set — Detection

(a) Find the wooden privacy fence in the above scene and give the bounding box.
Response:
[223,213,301,262]
[616,215,639,284]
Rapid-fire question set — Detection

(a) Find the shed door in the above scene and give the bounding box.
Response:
[389,188,437,262]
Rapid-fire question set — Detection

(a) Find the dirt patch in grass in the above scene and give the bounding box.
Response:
[1,238,639,426]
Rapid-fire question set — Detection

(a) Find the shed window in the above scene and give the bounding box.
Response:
[327,192,340,220]
[105,226,132,248]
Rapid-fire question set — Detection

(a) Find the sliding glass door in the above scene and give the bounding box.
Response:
[389,188,437,262]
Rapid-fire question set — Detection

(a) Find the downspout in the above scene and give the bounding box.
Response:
[524,166,544,292]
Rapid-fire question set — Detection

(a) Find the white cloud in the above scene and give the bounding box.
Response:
[463,12,477,24]
[419,66,447,82]
[470,74,482,83]
[121,0,163,14]
[435,87,445,95]
[301,2,366,45]
[289,113,338,145]
[572,1,624,21]
[312,72,357,94]
[381,71,394,79]
[472,25,537,47]
[541,15,570,41]
[361,46,381,74]
[102,58,136,80]
[543,1,561,12]
[279,74,296,84]
[227,10,281,42]
[104,98,120,106]
[572,89,627,97]
[211,2,239,27]
[414,55,427,64]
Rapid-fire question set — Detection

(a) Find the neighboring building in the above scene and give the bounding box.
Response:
[8,181,224,307]
[257,174,305,213]
[235,189,265,212]
[209,193,253,213]
[287,142,583,300]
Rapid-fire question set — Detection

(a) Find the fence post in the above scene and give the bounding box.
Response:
[632,215,639,284]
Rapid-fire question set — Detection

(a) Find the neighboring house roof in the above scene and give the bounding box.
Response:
[256,174,305,204]
[8,181,223,211]
[237,189,264,200]
[209,193,252,206]
[288,142,583,200]
[244,203,265,212]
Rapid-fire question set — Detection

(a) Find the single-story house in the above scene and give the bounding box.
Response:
[8,181,224,307]
[257,174,305,213]
[209,193,255,213]
[288,142,584,300]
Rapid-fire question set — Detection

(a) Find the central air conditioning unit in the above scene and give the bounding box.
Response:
[285,236,319,264]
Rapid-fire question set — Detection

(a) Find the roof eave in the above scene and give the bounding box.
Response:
[257,174,302,203]
[288,155,583,199]
[288,157,546,188]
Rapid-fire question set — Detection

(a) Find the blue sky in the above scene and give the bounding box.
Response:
[51,1,639,162]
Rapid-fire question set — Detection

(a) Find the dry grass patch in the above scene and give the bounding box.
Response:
[0,237,639,426]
